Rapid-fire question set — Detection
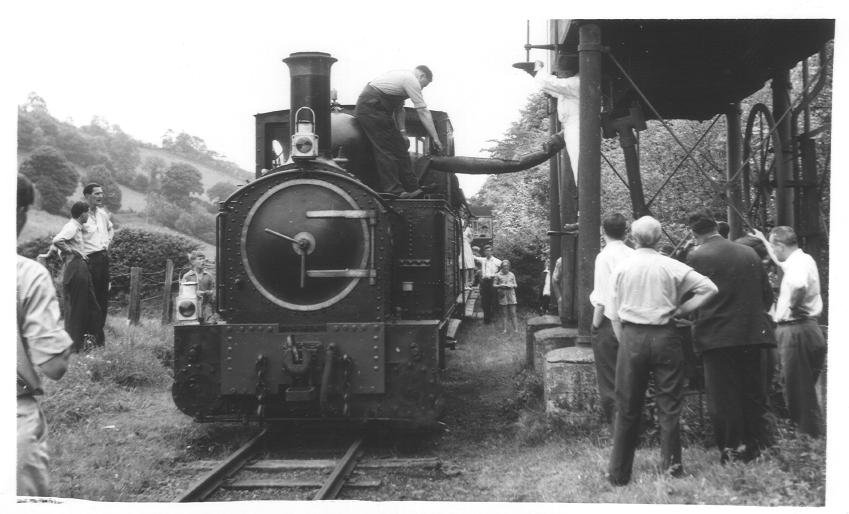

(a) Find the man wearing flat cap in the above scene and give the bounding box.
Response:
[686,208,776,463]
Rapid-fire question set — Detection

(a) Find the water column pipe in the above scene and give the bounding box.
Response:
[576,23,602,337]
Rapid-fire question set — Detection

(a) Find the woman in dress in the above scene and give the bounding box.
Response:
[494,260,518,333]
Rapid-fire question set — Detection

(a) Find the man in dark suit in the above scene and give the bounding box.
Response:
[686,208,775,463]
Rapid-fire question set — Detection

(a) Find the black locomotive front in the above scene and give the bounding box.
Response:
[172,52,455,428]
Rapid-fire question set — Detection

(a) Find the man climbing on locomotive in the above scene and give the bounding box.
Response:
[354,65,445,198]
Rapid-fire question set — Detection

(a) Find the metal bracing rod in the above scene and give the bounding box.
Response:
[605,51,763,229]
[601,151,631,189]
[645,114,722,209]
[601,149,683,246]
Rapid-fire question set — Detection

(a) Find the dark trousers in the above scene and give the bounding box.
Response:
[86,251,110,346]
[479,277,496,323]
[702,345,775,462]
[62,256,101,351]
[354,86,418,195]
[776,321,826,437]
[608,323,685,485]
[592,317,619,424]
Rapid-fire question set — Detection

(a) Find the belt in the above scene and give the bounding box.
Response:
[621,321,675,328]
[776,318,815,326]
[87,250,108,257]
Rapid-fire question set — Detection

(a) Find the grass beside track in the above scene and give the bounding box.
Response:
[39,311,825,504]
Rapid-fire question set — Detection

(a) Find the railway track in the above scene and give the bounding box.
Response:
[176,429,440,501]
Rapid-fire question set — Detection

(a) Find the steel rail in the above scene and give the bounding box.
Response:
[312,436,365,500]
[176,429,267,502]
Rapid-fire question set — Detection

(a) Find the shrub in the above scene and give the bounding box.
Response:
[131,173,149,192]
[109,227,198,297]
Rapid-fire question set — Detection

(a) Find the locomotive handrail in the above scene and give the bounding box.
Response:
[306,209,376,219]
[306,269,375,278]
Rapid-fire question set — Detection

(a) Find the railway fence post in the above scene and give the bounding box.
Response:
[128,266,142,325]
[162,259,174,325]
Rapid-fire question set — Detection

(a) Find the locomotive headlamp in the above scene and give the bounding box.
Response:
[174,280,200,323]
[291,107,319,159]
[178,300,197,318]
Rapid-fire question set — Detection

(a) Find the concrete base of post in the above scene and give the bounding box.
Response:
[525,315,562,369]
[533,327,578,375]
[544,344,599,425]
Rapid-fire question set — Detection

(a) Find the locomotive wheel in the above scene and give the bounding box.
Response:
[742,103,783,231]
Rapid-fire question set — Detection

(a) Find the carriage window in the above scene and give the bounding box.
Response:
[271,139,287,167]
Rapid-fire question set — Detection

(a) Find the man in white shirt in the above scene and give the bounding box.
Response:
[17,174,73,496]
[474,244,502,324]
[589,213,635,425]
[82,183,114,346]
[354,66,444,197]
[519,59,580,179]
[756,226,825,437]
[52,201,101,351]
[607,216,717,486]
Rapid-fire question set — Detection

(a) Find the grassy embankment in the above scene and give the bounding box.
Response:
[38,311,825,504]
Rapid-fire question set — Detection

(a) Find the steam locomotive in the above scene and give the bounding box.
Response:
[171,51,563,428]
[172,52,465,428]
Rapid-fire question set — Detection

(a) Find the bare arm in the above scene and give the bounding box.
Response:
[674,287,718,318]
[612,320,623,342]
[415,108,444,152]
[394,107,406,133]
[752,229,779,267]
[592,305,605,329]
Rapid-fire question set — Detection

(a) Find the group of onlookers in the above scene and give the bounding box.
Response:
[588,209,825,485]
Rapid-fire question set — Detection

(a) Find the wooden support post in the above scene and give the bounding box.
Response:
[772,69,794,228]
[726,102,744,240]
[128,266,142,325]
[162,259,174,325]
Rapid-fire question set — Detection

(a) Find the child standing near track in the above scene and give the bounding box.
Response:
[494,260,518,333]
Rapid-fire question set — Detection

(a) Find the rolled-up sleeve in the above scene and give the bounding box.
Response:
[19,263,72,366]
[679,269,718,299]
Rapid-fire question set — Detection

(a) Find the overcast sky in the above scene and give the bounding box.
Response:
[5,2,562,197]
[5,1,843,197]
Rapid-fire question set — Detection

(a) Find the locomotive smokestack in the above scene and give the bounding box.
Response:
[283,52,337,158]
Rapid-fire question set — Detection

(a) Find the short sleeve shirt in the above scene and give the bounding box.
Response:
[609,248,717,325]
[474,255,502,279]
[368,70,427,109]
[773,248,822,322]
[17,256,73,386]
[52,218,87,254]
[82,207,113,254]
[589,240,635,317]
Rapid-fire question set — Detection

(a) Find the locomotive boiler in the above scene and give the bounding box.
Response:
[172,52,565,429]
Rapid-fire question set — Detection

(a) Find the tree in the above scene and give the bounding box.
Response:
[161,162,203,208]
[18,146,79,215]
[83,164,123,212]
[141,156,167,192]
[105,128,141,184]
[207,181,238,203]
[131,173,149,192]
